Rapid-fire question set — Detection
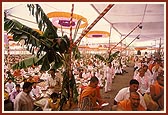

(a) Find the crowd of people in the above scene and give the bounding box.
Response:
[3,53,164,111]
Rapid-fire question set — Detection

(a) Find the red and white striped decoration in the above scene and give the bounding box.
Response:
[69,4,74,50]
[69,4,74,40]
[68,4,74,73]
[73,4,114,47]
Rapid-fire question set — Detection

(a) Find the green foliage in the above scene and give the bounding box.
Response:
[5,71,16,84]
[70,76,79,103]
[27,4,58,38]
[11,56,38,70]
[95,51,120,63]
[4,4,82,108]
[108,51,120,63]
[72,45,81,60]
[95,54,106,62]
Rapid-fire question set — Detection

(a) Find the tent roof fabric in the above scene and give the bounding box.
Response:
[3,2,165,48]
[92,4,164,43]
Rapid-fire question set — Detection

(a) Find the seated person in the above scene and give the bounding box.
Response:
[46,69,61,95]
[43,92,60,111]
[10,84,21,104]
[4,89,13,111]
[27,75,35,83]
[79,76,105,111]
[5,78,16,94]
[30,82,43,101]
[150,74,164,110]
[117,92,146,111]
[114,79,147,110]
[20,78,27,90]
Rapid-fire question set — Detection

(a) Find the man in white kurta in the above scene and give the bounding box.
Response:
[47,69,61,95]
[114,79,147,110]
[104,63,115,93]
[134,68,151,95]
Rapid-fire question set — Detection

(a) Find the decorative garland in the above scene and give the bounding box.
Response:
[47,12,88,29]
[85,30,110,38]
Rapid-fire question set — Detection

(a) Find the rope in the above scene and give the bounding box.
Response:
[109,23,142,53]
[139,4,147,35]
[141,4,147,24]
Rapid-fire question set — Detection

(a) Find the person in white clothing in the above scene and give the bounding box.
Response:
[5,78,16,94]
[152,61,163,82]
[46,69,61,95]
[40,70,50,81]
[143,64,153,84]
[104,62,115,93]
[114,79,147,110]
[95,69,103,87]
[134,68,151,95]
[30,82,43,101]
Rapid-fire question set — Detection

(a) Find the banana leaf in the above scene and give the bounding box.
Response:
[94,54,106,62]
[12,56,38,70]
[40,54,50,71]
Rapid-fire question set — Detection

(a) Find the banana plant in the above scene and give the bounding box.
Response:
[94,51,120,64]
[4,4,83,109]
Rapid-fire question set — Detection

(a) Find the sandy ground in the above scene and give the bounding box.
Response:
[38,62,135,111]
[100,62,134,111]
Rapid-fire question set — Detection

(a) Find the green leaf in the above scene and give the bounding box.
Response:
[11,56,38,70]
[40,55,50,71]
[72,45,81,60]
[108,51,120,63]
[34,54,46,65]
[27,4,58,38]
[38,20,42,31]
[51,61,63,70]
[95,54,106,62]
[13,34,22,41]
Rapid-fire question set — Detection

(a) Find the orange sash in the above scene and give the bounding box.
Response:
[153,81,164,109]
[80,86,97,107]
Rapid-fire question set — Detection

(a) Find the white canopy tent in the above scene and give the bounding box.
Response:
[3,2,165,51]
[92,3,165,47]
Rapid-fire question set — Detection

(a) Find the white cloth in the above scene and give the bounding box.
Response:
[47,76,61,95]
[145,69,153,84]
[40,72,50,81]
[5,82,15,93]
[104,66,115,92]
[114,87,147,110]
[134,74,151,94]
[30,86,43,100]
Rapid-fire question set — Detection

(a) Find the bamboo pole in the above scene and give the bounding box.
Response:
[68,4,74,109]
